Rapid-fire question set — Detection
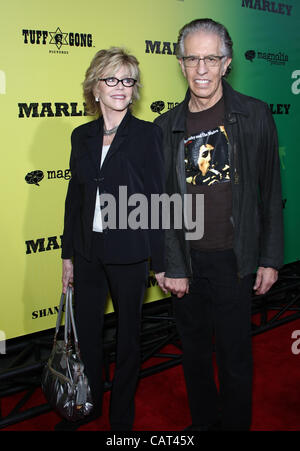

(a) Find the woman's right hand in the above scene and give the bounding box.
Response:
[62,259,74,294]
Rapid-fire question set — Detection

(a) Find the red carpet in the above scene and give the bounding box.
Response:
[2,317,300,431]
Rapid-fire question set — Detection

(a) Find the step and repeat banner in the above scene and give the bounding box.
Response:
[1,0,299,340]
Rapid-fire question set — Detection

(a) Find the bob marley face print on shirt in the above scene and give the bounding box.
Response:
[184,126,230,186]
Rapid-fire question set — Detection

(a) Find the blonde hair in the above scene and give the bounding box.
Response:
[83,47,141,116]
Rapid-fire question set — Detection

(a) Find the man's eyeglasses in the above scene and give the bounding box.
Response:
[98,77,137,87]
[182,55,225,68]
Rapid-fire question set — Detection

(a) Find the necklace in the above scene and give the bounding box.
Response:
[103,124,119,135]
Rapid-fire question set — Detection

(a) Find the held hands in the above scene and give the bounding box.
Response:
[62,259,74,294]
[156,266,278,298]
[155,272,189,298]
[253,266,278,295]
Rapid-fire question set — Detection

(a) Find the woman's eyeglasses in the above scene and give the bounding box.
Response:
[98,77,137,87]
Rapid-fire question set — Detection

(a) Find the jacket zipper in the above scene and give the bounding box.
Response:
[176,137,192,277]
[228,123,241,277]
[233,142,239,184]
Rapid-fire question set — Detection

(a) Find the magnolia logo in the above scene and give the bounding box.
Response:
[151,101,165,114]
[25,170,44,186]
[245,49,288,66]
[245,50,256,62]
[97,186,204,240]
[25,169,71,186]
[150,100,179,115]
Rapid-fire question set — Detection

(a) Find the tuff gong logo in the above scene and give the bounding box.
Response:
[22,27,93,50]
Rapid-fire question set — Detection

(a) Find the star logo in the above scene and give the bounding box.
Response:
[49,27,68,49]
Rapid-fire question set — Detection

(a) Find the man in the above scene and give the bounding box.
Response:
[154,19,283,431]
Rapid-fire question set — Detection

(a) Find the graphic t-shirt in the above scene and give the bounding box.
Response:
[185,97,233,250]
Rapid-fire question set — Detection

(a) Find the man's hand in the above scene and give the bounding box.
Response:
[164,277,189,298]
[155,272,168,294]
[253,266,278,295]
[62,259,74,294]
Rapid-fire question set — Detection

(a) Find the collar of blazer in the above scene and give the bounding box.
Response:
[84,109,132,175]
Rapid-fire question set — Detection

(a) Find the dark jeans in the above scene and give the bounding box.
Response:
[73,233,148,430]
[173,248,253,430]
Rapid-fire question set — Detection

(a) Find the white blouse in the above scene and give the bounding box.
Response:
[92,145,110,232]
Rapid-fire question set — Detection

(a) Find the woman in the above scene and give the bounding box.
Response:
[60,47,165,430]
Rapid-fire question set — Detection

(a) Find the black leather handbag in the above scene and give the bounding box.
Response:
[41,287,93,421]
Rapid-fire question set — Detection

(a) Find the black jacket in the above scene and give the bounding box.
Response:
[154,79,284,278]
[62,110,165,273]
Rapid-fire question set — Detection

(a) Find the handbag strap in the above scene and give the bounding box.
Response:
[66,287,80,353]
[64,287,71,345]
[54,292,66,342]
[53,287,80,354]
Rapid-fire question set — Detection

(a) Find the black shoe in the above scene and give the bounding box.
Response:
[54,411,101,431]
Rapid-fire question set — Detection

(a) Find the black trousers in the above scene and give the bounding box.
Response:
[73,233,148,430]
[173,248,253,431]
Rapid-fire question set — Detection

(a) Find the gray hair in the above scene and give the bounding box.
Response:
[176,18,233,75]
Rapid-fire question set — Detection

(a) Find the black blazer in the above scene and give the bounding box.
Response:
[62,110,165,273]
